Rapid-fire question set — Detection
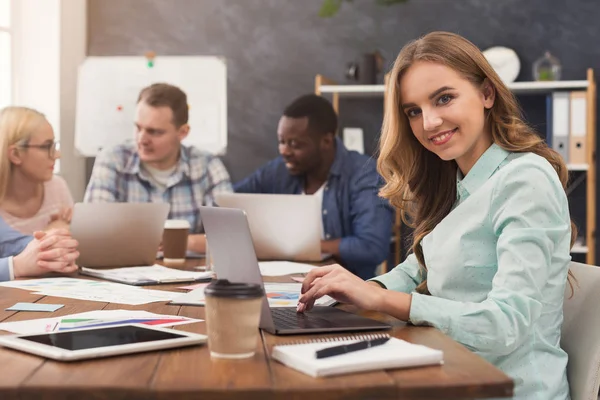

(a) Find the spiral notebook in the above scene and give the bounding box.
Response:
[271,333,443,378]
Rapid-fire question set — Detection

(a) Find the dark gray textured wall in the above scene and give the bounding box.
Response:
[88,0,600,181]
[88,0,600,258]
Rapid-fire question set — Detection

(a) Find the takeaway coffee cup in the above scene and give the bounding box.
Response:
[162,219,190,267]
[204,279,264,359]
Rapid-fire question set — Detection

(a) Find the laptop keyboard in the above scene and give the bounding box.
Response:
[271,307,336,330]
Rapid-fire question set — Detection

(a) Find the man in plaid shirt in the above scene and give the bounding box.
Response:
[84,83,232,253]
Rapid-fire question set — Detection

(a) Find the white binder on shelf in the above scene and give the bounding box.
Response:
[551,92,570,162]
[569,91,587,164]
[342,127,365,154]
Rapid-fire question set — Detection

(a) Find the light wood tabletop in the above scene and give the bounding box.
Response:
[0,259,513,400]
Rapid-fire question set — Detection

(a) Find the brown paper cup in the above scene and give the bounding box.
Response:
[162,219,190,267]
[204,280,264,359]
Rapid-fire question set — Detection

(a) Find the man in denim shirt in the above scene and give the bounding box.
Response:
[234,94,393,279]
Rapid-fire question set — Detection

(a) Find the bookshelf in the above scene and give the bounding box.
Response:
[316,79,590,97]
[315,68,597,266]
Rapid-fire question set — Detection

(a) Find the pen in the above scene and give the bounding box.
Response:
[315,337,390,359]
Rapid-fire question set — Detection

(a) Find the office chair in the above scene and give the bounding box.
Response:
[561,261,600,400]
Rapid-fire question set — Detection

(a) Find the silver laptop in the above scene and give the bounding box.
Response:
[214,193,324,262]
[199,206,391,335]
[71,203,170,268]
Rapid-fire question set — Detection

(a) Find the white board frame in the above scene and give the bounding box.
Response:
[75,56,227,157]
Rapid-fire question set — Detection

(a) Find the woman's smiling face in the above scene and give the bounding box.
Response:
[400,61,495,175]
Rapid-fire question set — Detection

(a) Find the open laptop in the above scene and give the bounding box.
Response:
[214,193,325,262]
[199,206,391,335]
[71,203,170,268]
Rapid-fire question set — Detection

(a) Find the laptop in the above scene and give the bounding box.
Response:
[71,203,170,268]
[214,193,325,262]
[199,206,391,335]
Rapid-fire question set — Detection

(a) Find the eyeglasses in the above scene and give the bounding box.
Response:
[19,141,60,158]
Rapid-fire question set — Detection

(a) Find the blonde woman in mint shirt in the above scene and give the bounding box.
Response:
[298,31,573,400]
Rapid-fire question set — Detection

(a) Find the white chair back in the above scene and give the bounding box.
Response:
[561,262,600,400]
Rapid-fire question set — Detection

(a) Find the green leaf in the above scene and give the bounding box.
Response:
[320,0,407,18]
[319,0,343,18]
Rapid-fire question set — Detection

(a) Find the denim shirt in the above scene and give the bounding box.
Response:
[234,138,393,279]
[0,216,33,281]
[372,144,571,400]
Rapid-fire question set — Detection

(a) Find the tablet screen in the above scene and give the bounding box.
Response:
[19,325,185,351]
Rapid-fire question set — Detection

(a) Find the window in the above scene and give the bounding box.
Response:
[0,0,11,110]
[0,0,8,28]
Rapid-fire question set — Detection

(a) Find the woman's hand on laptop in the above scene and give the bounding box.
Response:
[297,264,385,313]
[13,229,79,278]
[297,264,413,320]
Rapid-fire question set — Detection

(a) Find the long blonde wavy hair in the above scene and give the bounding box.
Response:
[377,31,576,295]
[0,106,48,202]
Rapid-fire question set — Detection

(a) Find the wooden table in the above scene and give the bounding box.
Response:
[0,260,513,400]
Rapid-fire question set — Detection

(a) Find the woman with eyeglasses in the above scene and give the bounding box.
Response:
[0,107,74,234]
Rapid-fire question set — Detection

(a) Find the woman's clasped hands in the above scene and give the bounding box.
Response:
[13,228,79,278]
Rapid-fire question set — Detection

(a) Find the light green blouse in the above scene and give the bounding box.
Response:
[373,144,571,400]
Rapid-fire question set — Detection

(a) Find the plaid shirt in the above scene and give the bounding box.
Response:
[84,141,232,233]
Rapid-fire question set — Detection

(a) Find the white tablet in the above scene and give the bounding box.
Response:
[0,324,207,361]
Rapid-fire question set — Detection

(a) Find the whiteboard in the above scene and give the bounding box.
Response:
[75,56,227,157]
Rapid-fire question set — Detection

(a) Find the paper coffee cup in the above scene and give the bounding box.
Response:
[204,279,264,359]
[162,219,190,267]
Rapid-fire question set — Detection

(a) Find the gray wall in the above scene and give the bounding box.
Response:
[88,0,600,181]
[88,0,600,258]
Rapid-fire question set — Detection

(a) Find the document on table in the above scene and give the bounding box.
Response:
[80,265,213,285]
[171,282,335,308]
[258,261,317,276]
[0,277,109,292]
[0,309,203,334]
[0,278,179,305]
[265,283,336,307]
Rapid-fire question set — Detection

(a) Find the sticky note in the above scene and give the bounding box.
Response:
[6,303,64,312]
